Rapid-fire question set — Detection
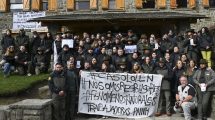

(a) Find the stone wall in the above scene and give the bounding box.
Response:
[0,99,52,120]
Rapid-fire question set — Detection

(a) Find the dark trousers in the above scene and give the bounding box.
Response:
[197,89,211,119]
[52,94,66,120]
[65,91,76,120]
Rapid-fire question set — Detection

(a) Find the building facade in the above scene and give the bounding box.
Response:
[0,0,214,36]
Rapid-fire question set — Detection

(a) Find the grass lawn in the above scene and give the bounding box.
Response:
[0,72,49,96]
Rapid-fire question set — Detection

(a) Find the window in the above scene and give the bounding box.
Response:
[42,0,48,10]
[10,0,22,12]
[142,0,155,8]
[209,0,215,7]
[75,0,90,10]
[177,0,187,8]
[109,0,115,9]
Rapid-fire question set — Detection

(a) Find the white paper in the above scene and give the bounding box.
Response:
[62,39,74,48]
[76,61,81,68]
[13,11,46,30]
[200,83,206,92]
[124,45,137,53]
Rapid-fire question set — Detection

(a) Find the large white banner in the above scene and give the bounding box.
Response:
[79,72,163,118]
[13,11,46,30]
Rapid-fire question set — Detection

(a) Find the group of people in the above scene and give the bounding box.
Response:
[1,27,215,120]
[0,29,52,77]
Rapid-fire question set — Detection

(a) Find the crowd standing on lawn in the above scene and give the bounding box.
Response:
[1,27,215,120]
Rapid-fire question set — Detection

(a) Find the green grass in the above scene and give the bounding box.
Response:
[0,73,49,96]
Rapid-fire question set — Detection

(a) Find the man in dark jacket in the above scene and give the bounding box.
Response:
[65,61,78,120]
[15,45,32,76]
[48,63,67,120]
[15,28,30,52]
[58,44,73,68]
[154,58,172,116]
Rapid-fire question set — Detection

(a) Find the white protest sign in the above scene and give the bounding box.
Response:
[124,45,137,53]
[62,39,74,48]
[79,72,162,118]
[13,11,46,30]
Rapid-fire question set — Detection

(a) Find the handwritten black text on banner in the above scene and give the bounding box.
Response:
[79,72,163,118]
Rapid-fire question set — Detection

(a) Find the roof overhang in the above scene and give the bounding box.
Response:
[30,12,207,22]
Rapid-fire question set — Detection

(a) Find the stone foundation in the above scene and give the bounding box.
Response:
[0,99,52,120]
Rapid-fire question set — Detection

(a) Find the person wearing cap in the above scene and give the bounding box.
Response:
[198,27,213,69]
[183,29,199,64]
[137,34,150,59]
[154,58,172,117]
[33,47,47,75]
[15,28,30,52]
[48,63,67,120]
[193,59,215,120]
[174,75,197,120]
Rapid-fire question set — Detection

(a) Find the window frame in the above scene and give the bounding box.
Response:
[75,0,90,11]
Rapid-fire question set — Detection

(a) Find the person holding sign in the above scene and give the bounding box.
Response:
[193,59,215,120]
[174,75,196,120]
[154,58,172,117]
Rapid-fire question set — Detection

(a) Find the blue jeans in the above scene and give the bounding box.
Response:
[3,63,12,75]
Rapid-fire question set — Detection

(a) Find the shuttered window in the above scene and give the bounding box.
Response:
[67,0,74,10]
[102,0,109,9]
[90,0,97,9]
[188,0,196,9]
[48,0,57,11]
[116,0,125,10]
[157,0,166,8]
[23,0,30,11]
[0,0,9,12]
[135,0,142,9]
[170,0,177,8]
[32,0,42,11]
[203,0,209,7]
